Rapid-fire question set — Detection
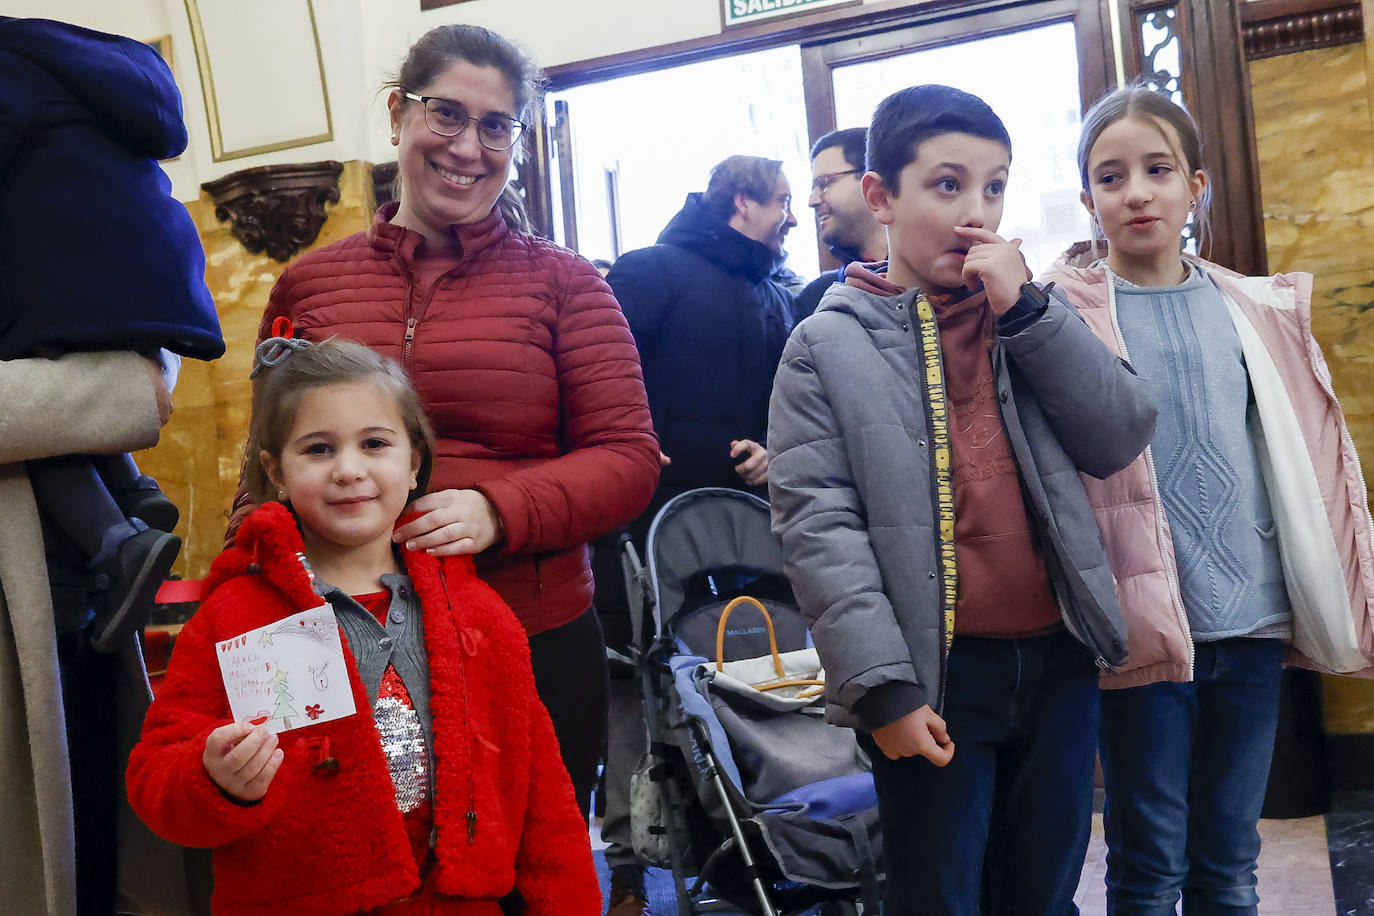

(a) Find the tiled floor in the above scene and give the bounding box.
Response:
[598,805,1363,914]
[1074,814,1337,915]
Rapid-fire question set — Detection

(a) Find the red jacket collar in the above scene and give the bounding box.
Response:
[367,201,509,263]
[213,501,479,613]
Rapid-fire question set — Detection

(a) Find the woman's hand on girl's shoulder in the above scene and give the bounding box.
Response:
[394,488,505,556]
[203,721,284,802]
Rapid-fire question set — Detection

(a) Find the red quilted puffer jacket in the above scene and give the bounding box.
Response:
[253,204,659,635]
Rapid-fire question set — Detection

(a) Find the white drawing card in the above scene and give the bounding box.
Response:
[215,604,357,734]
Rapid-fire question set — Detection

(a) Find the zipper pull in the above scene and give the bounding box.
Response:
[405,317,417,343]
[466,809,477,845]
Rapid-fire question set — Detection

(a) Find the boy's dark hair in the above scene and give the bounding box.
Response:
[701,155,786,222]
[867,85,1012,195]
[810,127,868,170]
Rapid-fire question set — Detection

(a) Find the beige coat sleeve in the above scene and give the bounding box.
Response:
[0,351,167,463]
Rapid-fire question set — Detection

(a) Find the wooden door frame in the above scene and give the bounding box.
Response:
[1117,0,1267,275]
[798,0,1112,149]
[528,0,1118,246]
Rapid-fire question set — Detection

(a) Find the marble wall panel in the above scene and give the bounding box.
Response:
[132,160,375,579]
[1251,41,1374,735]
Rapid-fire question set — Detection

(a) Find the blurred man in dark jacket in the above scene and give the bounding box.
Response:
[595,155,798,916]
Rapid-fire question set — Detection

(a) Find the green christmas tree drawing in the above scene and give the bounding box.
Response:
[269,669,298,729]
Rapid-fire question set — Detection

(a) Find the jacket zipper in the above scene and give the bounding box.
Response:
[909,292,957,713]
[1105,270,1194,678]
[399,256,461,371]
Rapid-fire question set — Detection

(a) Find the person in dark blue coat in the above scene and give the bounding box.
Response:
[0,17,224,654]
[596,154,797,916]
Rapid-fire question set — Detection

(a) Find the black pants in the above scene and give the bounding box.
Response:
[527,606,609,819]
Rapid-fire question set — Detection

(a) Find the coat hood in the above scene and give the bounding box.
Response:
[657,192,787,282]
[0,17,187,159]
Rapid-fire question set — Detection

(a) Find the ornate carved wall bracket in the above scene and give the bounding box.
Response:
[202,161,344,262]
[371,161,399,209]
[1240,0,1363,60]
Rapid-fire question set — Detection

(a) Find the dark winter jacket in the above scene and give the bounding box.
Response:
[791,241,863,325]
[128,502,600,916]
[607,192,793,514]
[248,204,659,636]
[0,17,222,360]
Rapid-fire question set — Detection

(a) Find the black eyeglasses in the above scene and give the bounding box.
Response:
[810,169,860,194]
[402,92,526,151]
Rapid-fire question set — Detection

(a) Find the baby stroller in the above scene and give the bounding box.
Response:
[619,488,882,915]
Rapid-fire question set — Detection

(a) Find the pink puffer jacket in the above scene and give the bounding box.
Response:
[1042,254,1374,686]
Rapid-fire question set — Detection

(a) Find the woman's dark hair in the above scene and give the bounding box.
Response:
[385,24,544,123]
[867,85,1011,196]
[245,338,436,505]
[1077,85,1212,249]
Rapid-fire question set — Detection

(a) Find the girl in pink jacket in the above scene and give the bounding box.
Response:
[1042,86,1374,915]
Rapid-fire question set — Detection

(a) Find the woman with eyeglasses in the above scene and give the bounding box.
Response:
[232,24,660,825]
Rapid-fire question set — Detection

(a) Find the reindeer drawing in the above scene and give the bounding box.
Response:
[307,661,330,691]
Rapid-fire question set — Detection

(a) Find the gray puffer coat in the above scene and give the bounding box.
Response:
[768,282,1156,728]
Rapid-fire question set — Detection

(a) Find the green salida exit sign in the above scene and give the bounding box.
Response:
[722,0,854,28]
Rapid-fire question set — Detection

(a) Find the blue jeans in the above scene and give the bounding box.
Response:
[860,629,1099,916]
[1099,638,1284,916]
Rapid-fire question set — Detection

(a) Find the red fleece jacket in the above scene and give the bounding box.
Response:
[127,502,599,916]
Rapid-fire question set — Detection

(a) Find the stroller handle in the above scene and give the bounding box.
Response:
[714,596,825,699]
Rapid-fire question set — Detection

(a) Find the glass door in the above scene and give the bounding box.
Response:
[800,0,1113,274]
[546,46,820,278]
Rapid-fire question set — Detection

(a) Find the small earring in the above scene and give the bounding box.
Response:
[409,475,418,490]
[277,488,287,500]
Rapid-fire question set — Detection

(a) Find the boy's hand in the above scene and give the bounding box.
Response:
[872,704,955,765]
[203,721,284,802]
[956,226,1031,315]
[730,439,768,486]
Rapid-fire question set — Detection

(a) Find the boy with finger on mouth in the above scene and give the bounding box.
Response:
[766,84,1157,915]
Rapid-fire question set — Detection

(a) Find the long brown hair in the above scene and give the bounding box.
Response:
[1077,86,1213,251]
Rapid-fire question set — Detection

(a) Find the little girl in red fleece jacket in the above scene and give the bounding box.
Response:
[127,333,599,916]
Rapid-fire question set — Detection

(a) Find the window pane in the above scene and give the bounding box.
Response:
[548,46,818,278]
[832,22,1090,276]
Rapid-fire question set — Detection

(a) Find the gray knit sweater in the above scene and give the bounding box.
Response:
[1115,267,1291,640]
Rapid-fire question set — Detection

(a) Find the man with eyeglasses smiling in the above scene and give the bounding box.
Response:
[793,128,889,323]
